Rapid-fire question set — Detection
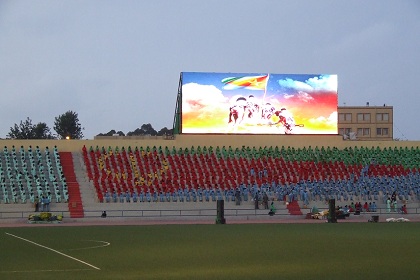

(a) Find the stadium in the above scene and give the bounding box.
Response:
[1,72,420,279]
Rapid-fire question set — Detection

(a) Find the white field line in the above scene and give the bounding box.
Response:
[67,240,110,251]
[5,232,100,270]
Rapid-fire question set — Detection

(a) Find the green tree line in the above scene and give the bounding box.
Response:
[7,111,83,140]
[97,123,173,137]
[6,111,173,139]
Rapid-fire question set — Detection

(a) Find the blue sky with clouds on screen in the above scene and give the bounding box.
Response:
[0,0,419,140]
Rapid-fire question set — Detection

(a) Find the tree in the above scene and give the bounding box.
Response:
[34,122,55,139]
[54,110,84,139]
[157,127,173,136]
[8,117,34,139]
[127,123,157,136]
[96,129,125,137]
[8,117,55,139]
[95,124,173,138]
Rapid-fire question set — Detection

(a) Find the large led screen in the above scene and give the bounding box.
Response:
[181,72,338,134]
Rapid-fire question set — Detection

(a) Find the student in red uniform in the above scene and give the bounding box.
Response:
[401,204,408,214]
[363,202,369,212]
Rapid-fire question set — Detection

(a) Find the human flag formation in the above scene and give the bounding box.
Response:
[222,75,268,90]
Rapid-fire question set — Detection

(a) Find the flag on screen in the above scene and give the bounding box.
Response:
[222,75,268,90]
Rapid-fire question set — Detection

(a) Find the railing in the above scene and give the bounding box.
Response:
[0,208,287,220]
[1,207,419,220]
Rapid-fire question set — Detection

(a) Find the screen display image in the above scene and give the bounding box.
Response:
[181,72,338,134]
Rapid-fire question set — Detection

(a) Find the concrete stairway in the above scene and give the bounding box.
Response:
[72,152,99,209]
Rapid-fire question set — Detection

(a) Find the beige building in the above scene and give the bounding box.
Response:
[338,105,393,141]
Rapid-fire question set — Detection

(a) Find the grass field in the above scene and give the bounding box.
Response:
[1,223,420,280]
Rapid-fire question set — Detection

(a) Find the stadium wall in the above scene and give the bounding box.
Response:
[0,135,419,152]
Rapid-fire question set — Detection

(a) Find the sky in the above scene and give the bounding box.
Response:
[0,0,419,140]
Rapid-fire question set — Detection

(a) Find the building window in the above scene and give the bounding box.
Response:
[357,113,370,122]
[376,128,389,136]
[376,113,389,122]
[357,128,370,136]
[339,113,352,121]
[338,128,352,135]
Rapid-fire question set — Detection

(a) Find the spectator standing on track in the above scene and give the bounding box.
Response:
[254,193,259,209]
[392,199,398,212]
[235,189,241,205]
[268,201,276,216]
[263,193,269,209]
[386,197,391,213]
[40,195,45,211]
[34,196,39,212]
[44,196,50,212]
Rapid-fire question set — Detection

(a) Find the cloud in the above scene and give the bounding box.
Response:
[308,111,337,127]
[279,75,337,93]
[283,91,314,103]
[181,83,228,113]
[278,78,313,92]
[306,75,337,92]
[297,91,314,102]
[277,75,337,104]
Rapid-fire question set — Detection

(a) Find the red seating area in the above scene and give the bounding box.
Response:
[367,163,411,177]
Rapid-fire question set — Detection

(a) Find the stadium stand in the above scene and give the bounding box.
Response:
[1,138,419,221]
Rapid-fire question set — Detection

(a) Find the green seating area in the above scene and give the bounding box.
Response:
[0,145,68,205]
